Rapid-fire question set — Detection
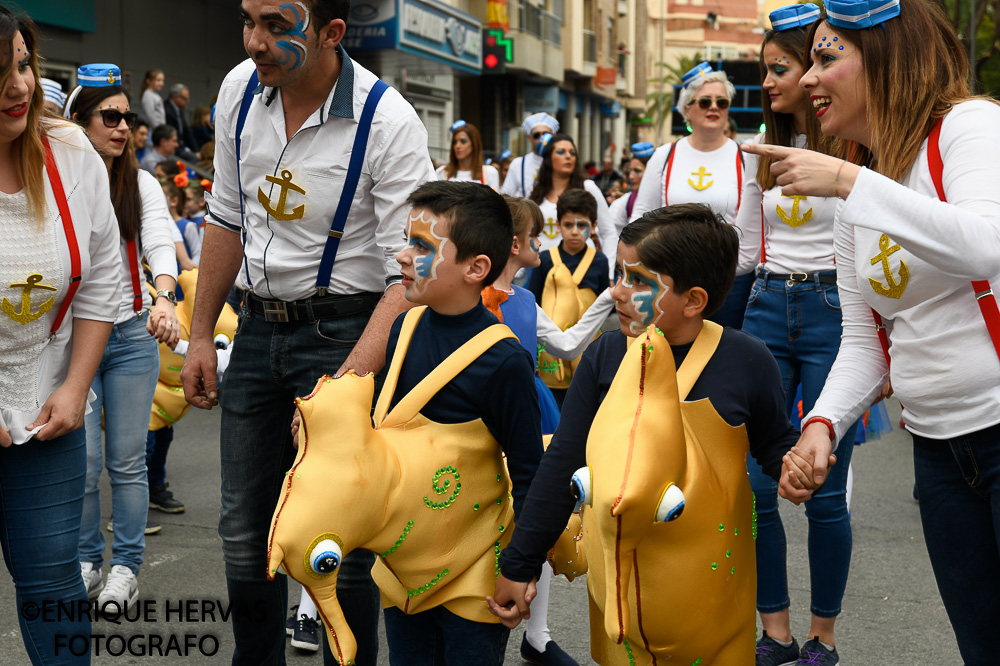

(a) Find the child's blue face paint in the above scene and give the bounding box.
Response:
[412,238,436,278]
[275,2,310,70]
[619,260,670,336]
[403,211,448,298]
[529,237,541,252]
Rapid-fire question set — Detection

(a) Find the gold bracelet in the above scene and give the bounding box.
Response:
[834,160,847,198]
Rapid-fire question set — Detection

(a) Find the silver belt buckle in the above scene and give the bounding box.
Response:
[262,300,291,323]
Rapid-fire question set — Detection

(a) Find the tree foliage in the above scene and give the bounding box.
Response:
[646,53,700,140]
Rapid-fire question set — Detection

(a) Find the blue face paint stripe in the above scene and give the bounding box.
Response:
[276,40,306,69]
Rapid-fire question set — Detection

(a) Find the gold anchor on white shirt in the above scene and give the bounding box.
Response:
[258,169,306,221]
[776,195,813,228]
[688,167,713,191]
[2,273,56,325]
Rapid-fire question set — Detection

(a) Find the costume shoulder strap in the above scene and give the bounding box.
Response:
[548,245,563,267]
[378,323,517,429]
[571,246,597,285]
[675,320,723,401]
[373,306,427,425]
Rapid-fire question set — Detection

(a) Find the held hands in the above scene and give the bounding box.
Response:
[291,409,301,450]
[26,383,89,443]
[180,337,220,410]
[741,144,861,199]
[147,300,181,348]
[778,422,838,505]
[486,572,537,629]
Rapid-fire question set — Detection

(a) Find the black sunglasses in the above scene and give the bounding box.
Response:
[99,109,138,129]
[531,131,547,140]
[689,96,730,110]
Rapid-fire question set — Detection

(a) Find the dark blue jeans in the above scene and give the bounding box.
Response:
[743,273,859,617]
[383,606,510,666]
[707,270,756,330]
[913,424,1000,665]
[145,427,172,487]
[0,428,91,664]
[219,308,380,666]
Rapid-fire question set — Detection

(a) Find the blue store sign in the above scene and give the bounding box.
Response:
[345,0,481,74]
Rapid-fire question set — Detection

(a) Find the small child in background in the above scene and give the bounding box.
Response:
[528,188,610,406]
[162,182,201,266]
[184,182,207,240]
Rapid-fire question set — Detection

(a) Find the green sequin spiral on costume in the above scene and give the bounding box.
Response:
[423,466,461,510]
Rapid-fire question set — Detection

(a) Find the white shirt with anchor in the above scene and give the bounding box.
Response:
[206,47,436,301]
[806,100,1000,442]
[735,133,840,276]
[0,123,122,444]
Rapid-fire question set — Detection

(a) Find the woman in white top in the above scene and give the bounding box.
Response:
[0,10,123,663]
[747,1,1000,661]
[604,141,655,280]
[735,6,860,664]
[528,133,611,256]
[630,63,750,329]
[68,64,179,612]
[436,120,500,190]
[140,68,165,132]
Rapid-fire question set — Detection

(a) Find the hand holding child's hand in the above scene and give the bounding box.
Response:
[778,423,837,505]
[291,409,301,450]
[486,572,537,628]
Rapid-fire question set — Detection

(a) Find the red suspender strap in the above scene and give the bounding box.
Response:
[871,310,892,367]
[125,238,143,313]
[760,200,766,264]
[663,142,676,206]
[926,118,946,200]
[42,136,82,337]
[734,141,744,213]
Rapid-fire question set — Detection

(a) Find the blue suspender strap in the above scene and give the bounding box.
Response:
[314,79,389,295]
[521,156,527,197]
[235,70,259,291]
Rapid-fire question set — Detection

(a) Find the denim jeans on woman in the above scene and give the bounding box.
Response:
[742,272,859,618]
[1,428,92,664]
[913,423,1000,665]
[219,307,381,666]
[80,312,159,575]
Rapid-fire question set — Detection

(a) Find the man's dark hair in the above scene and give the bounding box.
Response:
[619,203,738,316]
[556,188,597,223]
[312,0,351,34]
[152,124,178,146]
[406,181,513,286]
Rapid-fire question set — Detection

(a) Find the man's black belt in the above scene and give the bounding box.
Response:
[757,270,837,285]
[246,291,381,323]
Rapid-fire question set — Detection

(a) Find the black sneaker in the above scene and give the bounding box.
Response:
[149,483,186,513]
[756,631,799,666]
[290,614,320,652]
[797,637,839,666]
[285,605,298,637]
[519,633,579,666]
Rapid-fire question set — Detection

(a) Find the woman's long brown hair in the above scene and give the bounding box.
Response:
[528,133,586,205]
[70,86,143,240]
[444,124,484,181]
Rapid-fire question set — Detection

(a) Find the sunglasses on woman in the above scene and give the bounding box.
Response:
[688,96,730,110]
[99,109,138,129]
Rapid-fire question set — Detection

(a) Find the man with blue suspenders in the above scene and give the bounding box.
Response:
[500,112,559,198]
[181,1,435,663]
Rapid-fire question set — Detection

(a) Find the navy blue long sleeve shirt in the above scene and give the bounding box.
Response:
[384,303,543,518]
[499,327,799,581]
[527,243,611,305]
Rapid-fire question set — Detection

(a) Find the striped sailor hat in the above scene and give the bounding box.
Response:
[825,0,900,29]
[449,119,468,133]
[522,112,559,134]
[77,63,122,87]
[681,62,713,88]
[497,149,513,161]
[630,142,655,159]
[40,78,66,108]
[769,3,821,31]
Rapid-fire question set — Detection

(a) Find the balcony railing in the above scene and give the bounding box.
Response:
[543,11,562,46]
[519,1,543,38]
[583,30,596,62]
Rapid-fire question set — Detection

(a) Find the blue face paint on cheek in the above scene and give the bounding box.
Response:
[276,1,310,70]
[414,246,436,279]
[529,238,541,252]
[630,279,660,326]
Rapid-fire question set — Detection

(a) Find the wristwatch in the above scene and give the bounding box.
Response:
[155,289,177,306]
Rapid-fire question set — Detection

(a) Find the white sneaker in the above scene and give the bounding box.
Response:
[80,562,103,600]
[97,565,138,613]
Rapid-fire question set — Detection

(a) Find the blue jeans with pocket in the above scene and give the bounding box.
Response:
[219,306,381,666]
[742,272,859,618]
[80,312,159,576]
[0,428,92,664]
[383,606,510,666]
[913,424,1000,664]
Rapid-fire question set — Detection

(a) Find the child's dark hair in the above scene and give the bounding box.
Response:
[158,160,181,178]
[503,195,543,238]
[406,181,514,285]
[556,188,597,223]
[619,203,738,316]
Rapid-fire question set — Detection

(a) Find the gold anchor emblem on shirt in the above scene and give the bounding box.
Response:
[2,273,56,324]
[776,195,813,228]
[688,167,714,191]
[258,169,306,221]
[869,234,908,299]
[543,216,559,239]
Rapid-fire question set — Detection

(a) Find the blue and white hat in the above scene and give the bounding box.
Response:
[63,63,123,119]
[630,142,655,159]
[522,112,559,135]
[769,3,821,31]
[825,0,900,29]
[497,149,513,161]
[681,62,713,88]
[533,132,554,157]
[449,119,468,133]
[40,78,66,109]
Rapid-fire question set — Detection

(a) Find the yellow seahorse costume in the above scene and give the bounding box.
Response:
[538,245,598,390]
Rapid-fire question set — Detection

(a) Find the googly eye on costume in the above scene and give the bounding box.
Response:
[654,484,686,523]
[305,533,344,577]
[570,466,593,511]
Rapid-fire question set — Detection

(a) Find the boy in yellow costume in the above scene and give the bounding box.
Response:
[490,204,799,664]
[528,189,610,406]
[267,181,543,665]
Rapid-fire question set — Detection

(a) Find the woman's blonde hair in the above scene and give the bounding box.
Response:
[678,71,736,121]
[809,0,987,181]
[0,7,48,222]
